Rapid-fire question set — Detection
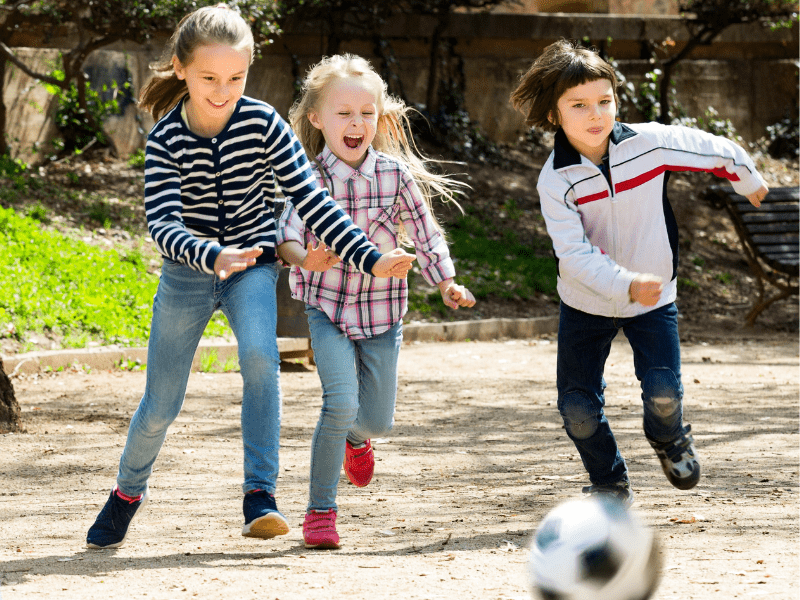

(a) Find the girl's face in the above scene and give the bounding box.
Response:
[552,78,616,165]
[308,77,379,169]
[173,43,250,136]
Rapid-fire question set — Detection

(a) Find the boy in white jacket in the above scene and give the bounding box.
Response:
[511,39,768,504]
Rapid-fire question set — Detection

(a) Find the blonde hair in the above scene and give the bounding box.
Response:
[138,4,254,121]
[510,39,619,132]
[288,54,465,242]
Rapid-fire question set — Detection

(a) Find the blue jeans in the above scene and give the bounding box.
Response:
[116,260,282,496]
[557,302,684,486]
[305,308,402,512]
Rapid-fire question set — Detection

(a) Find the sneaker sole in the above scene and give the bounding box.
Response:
[303,539,341,550]
[242,512,290,539]
[86,490,149,549]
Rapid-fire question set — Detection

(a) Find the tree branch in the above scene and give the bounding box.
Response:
[0,41,67,88]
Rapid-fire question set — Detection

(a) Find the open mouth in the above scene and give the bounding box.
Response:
[344,135,363,149]
[208,100,228,108]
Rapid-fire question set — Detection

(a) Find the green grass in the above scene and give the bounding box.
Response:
[0,204,231,350]
[408,213,558,317]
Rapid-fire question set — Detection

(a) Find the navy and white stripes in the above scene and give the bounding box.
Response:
[144,96,380,275]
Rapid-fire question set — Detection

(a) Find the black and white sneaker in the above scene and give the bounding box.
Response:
[647,424,701,490]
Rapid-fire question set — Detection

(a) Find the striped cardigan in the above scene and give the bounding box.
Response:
[144,96,381,275]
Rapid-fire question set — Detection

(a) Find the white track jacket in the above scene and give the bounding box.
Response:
[537,121,766,318]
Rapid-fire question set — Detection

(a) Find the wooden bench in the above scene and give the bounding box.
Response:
[703,185,798,325]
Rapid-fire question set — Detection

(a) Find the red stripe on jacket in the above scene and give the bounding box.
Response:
[615,164,741,194]
[576,190,609,205]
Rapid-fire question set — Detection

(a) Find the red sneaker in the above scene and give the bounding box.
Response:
[344,439,374,487]
[303,509,340,549]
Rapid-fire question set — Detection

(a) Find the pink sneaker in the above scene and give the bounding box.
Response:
[303,509,340,549]
[344,439,374,487]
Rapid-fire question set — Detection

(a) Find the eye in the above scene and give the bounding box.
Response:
[600,99,613,105]
[572,103,585,109]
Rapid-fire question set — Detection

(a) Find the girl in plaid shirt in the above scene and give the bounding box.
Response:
[277,54,476,549]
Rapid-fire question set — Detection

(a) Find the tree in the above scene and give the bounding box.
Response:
[0,0,282,157]
[655,0,798,123]
[0,358,20,433]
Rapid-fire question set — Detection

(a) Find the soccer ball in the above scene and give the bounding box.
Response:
[528,496,662,600]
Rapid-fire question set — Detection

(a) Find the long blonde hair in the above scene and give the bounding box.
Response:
[288,54,466,240]
[138,4,254,121]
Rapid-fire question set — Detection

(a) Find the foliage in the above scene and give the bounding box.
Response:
[0,204,232,350]
[762,114,799,159]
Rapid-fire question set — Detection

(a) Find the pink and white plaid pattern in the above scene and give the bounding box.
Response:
[276,146,455,340]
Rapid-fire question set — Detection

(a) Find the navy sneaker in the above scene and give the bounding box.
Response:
[647,424,701,490]
[582,479,634,507]
[241,490,290,539]
[86,487,148,549]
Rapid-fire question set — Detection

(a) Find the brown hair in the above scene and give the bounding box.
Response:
[288,54,466,242]
[138,4,254,121]
[510,39,619,132]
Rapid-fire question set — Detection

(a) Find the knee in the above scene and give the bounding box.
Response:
[559,391,600,440]
[238,344,279,377]
[642,368,682,417]
[359,417,394,439]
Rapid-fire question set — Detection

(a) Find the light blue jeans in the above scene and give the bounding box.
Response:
[116,259,282,496]
[305,308,402,512]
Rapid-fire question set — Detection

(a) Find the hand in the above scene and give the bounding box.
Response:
[629,273,663,306]
[301,242,340,272]
[438,279,476,310]
[746,184,768,208]
[214,247,262,280]
[372,248,416,279]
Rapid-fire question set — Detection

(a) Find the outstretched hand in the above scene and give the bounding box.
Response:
[302,242,340,272]
[438,279,476,310]
[372,248,416,279]
[214,247,263,281]
[746,184,769,208]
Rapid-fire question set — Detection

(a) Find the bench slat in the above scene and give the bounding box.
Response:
[740,212,799,224]
[746,223,799,234]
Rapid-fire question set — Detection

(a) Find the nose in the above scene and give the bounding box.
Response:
[588,104,601,119]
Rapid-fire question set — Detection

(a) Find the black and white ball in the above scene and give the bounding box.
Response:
[528,496,662,600]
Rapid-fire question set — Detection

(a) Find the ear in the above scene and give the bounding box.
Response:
[547,110,556,125]
[172,55,186,80]
[307,111,323,130]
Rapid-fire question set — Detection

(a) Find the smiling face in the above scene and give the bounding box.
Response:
[308,77,379,169]
[173,43,250,137]
[552,78,617,165]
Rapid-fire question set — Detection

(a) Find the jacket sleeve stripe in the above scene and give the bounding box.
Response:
[615,164,741,194]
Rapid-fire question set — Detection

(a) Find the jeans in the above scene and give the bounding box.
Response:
[116,260,282,496]
[556,301,684,486]
[305,308,402,512]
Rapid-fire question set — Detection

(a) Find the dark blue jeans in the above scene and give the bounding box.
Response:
[557,302,684,486]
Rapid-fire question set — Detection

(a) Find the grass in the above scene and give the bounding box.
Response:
[408,212,558,317]
[0,204,232,351]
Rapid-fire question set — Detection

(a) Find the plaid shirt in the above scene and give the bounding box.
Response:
[276,145,455,340]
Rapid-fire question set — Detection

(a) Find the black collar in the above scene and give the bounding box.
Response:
[552,122,638,169]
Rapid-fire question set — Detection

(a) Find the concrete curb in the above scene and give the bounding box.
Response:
[1,315,558,376]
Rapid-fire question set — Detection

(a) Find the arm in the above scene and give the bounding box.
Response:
[144,137,223,274]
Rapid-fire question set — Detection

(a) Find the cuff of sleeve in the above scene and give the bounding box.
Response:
[204,245,223,275]
[421,259,456,286]
[362,248,381,275]
[615,270,639,304]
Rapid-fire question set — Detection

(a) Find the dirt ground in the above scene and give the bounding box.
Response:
[1,330,797,599]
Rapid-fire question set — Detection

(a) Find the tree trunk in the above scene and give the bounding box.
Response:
[0,358,21,433]
[0,57,9,157]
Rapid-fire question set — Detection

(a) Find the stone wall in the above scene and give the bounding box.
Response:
[3,12,796,163]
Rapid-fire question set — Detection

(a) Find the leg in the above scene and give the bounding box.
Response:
[220,263,282,495]
[622,303,683,442]
[557,302,627,486]
[117,260,215,496]
[305,308,360,513]
[348,320,402,444]
[623,303,700,489]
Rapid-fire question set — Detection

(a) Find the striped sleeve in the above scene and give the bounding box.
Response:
[266,118,381,275]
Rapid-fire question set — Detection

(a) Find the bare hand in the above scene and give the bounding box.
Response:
[372,248,416,279]
[302,242,340,272]
[214,247,263,281]
[746,184,768,208]
[629,273,663,306]
[438,279,477,310]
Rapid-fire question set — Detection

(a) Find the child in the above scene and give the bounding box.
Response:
[510,40,768,505]
[276,54,476,549]
[85,5,415,549]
